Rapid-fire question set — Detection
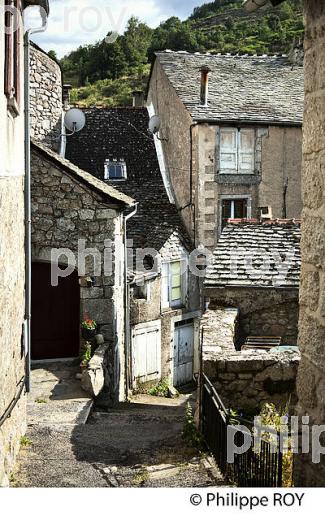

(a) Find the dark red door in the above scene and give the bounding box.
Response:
[31,263,80,360]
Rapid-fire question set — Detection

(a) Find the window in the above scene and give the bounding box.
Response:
[104,159,127,180]
[4,0,21,115]
[219,128,255,174]
[161,260,187,310]
[133,282,151,301]
[221,199,248,228]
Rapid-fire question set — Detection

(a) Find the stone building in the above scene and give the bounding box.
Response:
[147,51,304,249]
[201,308,300,414]
[30,141,134,403]
[204,219,301,347]
[244,0,325,492]
[201,219,301,414]
[0,0,49,488]
[293,0,325,486]
[29,42,62,149]
[65,108,202,390]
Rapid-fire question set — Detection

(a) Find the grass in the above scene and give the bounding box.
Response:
[132,469,150,486]
[148,379,170,398]
[35,397,47,404]
[20,435,32,447]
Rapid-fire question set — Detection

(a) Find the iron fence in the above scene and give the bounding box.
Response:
[201,373,284,487]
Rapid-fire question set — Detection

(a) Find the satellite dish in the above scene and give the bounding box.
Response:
[64,108,86,133]
[148,115,161,135]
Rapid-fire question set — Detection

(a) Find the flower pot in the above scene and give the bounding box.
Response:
[82,328,96,340]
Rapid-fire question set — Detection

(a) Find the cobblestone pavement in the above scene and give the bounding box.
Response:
[12,388,227,488]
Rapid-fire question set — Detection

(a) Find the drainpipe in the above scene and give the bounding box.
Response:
[123,203,138,399]
[24,9,48,392]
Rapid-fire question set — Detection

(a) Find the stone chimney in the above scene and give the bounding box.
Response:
[200,66,211,106]
[62,84,72,109]
[132,90,144,107]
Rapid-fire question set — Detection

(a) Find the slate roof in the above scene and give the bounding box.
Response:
[205,220,301,288]
[65,107,192,251]
[32,140,135,207]
[154,51,304,125]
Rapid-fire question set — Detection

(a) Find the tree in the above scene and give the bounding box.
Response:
[48,50,57,61]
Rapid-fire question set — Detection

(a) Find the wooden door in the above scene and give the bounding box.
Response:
[173,321,194,387]
[132,320,161,386]
[31,262,80,360]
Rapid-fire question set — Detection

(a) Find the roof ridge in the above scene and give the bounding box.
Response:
[31,140,135,207]
[227,218,302,226]
[157,49,290,59]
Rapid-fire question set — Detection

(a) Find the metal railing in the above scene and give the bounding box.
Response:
[201,374,284,487]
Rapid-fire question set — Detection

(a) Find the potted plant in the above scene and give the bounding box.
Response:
[81,319,97,340]
[80,342,92,372]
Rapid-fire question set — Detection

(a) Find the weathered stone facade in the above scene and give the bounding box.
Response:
[0,0,26,487]
[65,108,202,389]
[206,289,299,347]
[294,0,325,486]
[198,124,303,247]
[30,43,62,150]
[130,231,201,385]
[31,142,133,403]
[201,309,300,413]
[147,54,303,249]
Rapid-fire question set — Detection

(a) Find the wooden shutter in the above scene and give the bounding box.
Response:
[222,199,232,228]
[4,0,14,97]
[234,199,248,219]
[238,129,255,173]
[220,128,238,172]
[133,321,161,384]
[4,0,21,109]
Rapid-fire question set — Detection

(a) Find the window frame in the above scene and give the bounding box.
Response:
[4,0,22,116]
[161,259,188,310]
[220,195,252,231]
[219,127,255,175]
[104,159,127,181]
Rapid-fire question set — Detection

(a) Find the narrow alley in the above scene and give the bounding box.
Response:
[12,363,225,488]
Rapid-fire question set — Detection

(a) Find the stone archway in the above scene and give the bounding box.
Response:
[31,262,80,360]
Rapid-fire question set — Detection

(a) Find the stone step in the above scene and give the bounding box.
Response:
[27,399,93,426]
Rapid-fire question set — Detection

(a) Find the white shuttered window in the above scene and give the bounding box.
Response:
[220,128,255,174]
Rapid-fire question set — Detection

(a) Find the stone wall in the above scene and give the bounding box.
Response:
[130,231,201,385]
[294,0,325,486]
[30,44,62,150]
[198,124,303,248]
[201,308,300,413]
[205,287,299,347]
[0,3,27,486]
[31,148,126,403]
[147,60,197,239]
[148,62,302,250]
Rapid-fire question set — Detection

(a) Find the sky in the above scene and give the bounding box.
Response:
[28,0,207,58]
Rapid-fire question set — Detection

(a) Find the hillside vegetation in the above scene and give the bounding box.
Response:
[59,0,303,107]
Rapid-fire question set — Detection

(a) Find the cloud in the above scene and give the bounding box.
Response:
[30,0,205,57]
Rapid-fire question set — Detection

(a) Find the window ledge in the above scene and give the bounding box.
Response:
[7,96,20,118]
[162,304,186,314]
[217,173,261,185]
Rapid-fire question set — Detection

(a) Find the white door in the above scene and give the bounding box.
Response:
[173,322,194,387]
[133,320,161,386]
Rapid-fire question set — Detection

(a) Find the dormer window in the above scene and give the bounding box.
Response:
[104,159,127,180]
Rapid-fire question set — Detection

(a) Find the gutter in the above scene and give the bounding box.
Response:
[123,203,139,398]
[24,7,48,392]
[193,118,303,128]
[204,284,300,291]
